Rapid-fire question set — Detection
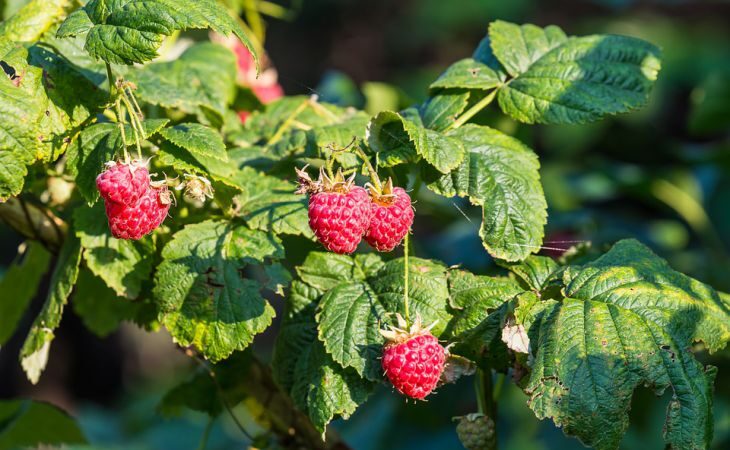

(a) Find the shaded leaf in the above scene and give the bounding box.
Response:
[19,231,82,384]
[0,243,51,346]
[154,220,280,362]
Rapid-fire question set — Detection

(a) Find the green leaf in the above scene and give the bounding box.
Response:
[419,90,470,131]
[444,270,524,339]
[296,252,383,292]
[0,400,86,449]
[230,167,312,238]
[293,341,372,435]
[367,110,466,173]
[20,230,82,384]
[74,204,155,298]
[0,242,51,346]
[128,42,238,121]
[272,281,373,435]
[490,21,662,124]
[156,121,237,188]
[159,122,228,161]
[426,124,547,261]
[65,119,169,204]
[497,255,561,291]
[298,252,450,379]
[0,43,104,200]
[154,220,280,362]
[72,270,138,337]
[159,352,251,417]
[368,257,452,336]
[59,0,258,67]
[430,59,503,91]
[316,282,386,380]
[563,239,730,352]
[522,239,729,450]
[0,0,70,42]
[56,8,95,38]
[489,21,567,78]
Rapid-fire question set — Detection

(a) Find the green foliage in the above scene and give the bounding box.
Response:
[0,42,105,200]
[490,21,661,124]
[425,125,547,261]
[128,42,238,123]
[5,4,729,449]
[521,240,729,449]
[20,230,82,384]
[57,0,257,66]
[0,400,86,449]
[154,220,281,362]
[0,242,51,345]
[74,205,155,299]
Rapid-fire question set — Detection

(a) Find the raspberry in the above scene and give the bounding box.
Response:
[96,161,150,205]
[454,413,496,450]
[296,167,370,254]
[380,315,446,400]
[104,185,171,240]
[365,179,414,252]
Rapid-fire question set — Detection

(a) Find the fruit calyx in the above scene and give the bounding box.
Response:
[380,313,438,345]
[367,177,398,206]
[295,166,357,195]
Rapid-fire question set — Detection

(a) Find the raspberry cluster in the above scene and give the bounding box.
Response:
[96,161,171,240]
[296,167,414,254]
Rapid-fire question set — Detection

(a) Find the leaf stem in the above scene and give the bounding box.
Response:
[115,100,130,163]
[119,91,143,160]
[404,232,410,325]
[444,89,497,132]
[196,417,214,450]
[105,63,115,100]
[475,368,496,417]
[353,146,382,192]
[266,100,309,145]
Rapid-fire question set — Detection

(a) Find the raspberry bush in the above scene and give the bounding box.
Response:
[0,1,728,450]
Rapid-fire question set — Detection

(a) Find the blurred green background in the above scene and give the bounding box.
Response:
[1,0,729,449]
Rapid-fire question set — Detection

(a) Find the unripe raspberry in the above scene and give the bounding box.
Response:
[365,180,414,252]
[296,167,371,254]
[96,161,149,205]
[454,413,496,450]
[381,315,446,400]
[104,185,171,240]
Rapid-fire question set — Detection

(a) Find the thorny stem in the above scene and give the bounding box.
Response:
[444,88,497,132]
[404,232,410,325]
[119,91,143,159]
[353,146,382,192]
[115,99,130,163]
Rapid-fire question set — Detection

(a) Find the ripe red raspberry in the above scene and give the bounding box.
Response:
[296,167,370,254]
[104,185,171,240]
[365,180,414,252]
[381,315,446,400]
[96,161,150,205]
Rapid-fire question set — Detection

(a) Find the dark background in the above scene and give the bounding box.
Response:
[1,0,729,449]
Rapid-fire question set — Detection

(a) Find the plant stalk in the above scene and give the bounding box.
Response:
[403,232,410,325]
[445,89,497,132]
